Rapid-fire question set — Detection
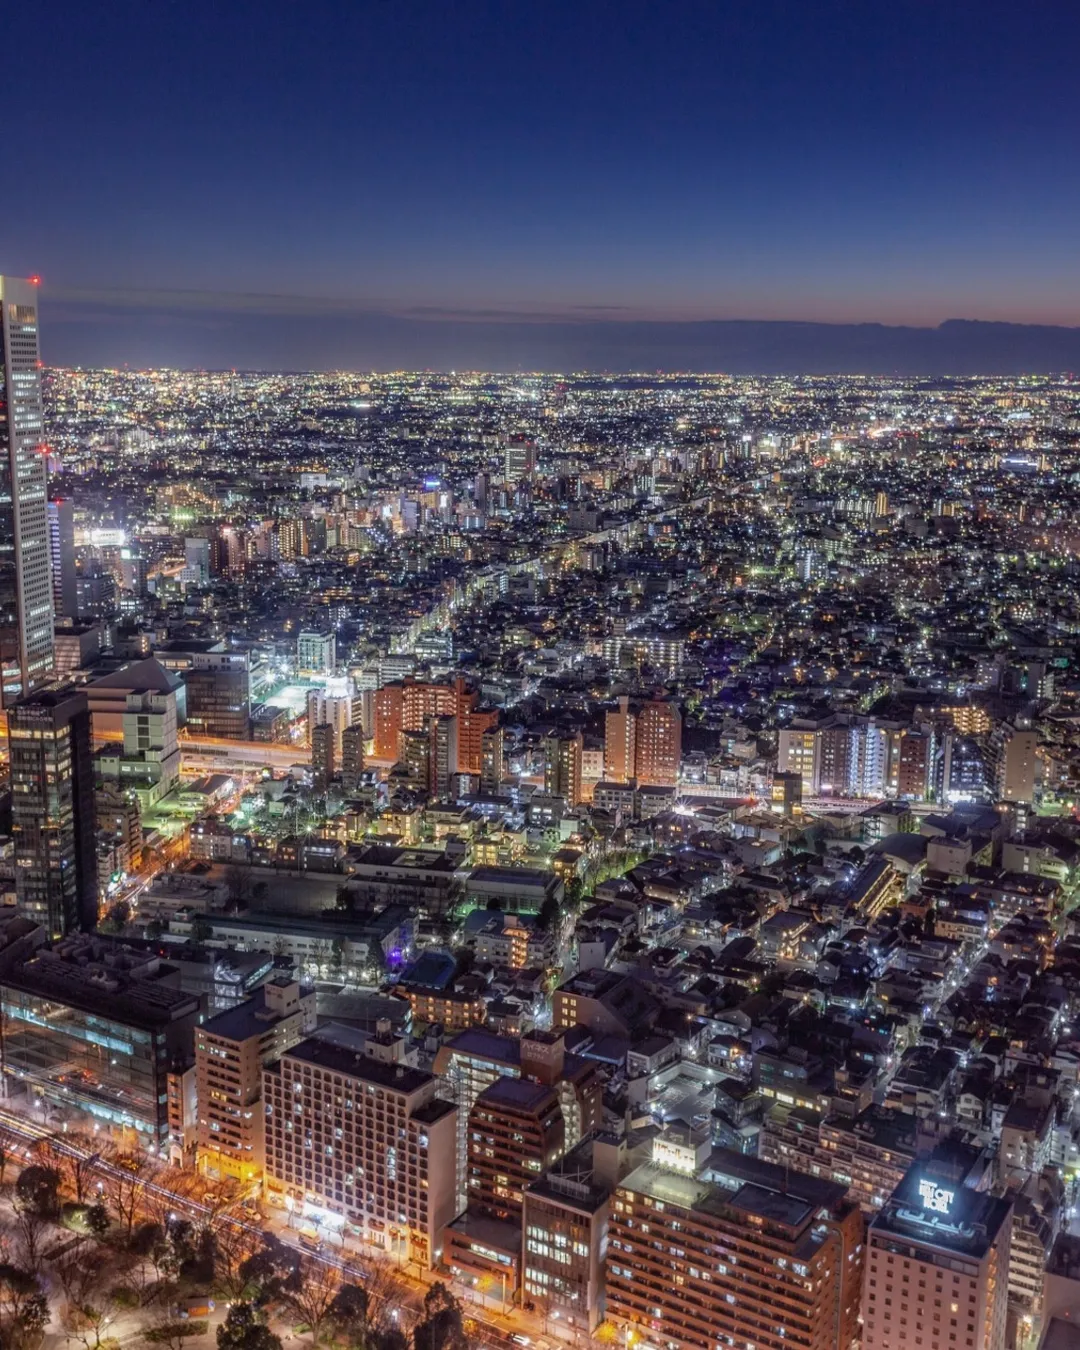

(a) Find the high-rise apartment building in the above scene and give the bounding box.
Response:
[195,977,315,1183]
[481,725,504,794]
[306,682,355,759]
[373,677,494,773]
[862,1159,1012,1350]
[604,696,637,783]
[0,277,55,705]
[263,1035,458,1268]
[297,629,335,675]
[9,688,97,937]
[608,1143,864,1350]
[340,723,365,792]
[544,732,583,806]
[428,713,458,798]
[635,697,682,787]
[311,722,335,791]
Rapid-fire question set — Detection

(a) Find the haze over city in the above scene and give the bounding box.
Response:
[11,0,1080,370]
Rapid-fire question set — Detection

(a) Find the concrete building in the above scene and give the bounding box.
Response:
[10,687,97,938]
[608,1142,864,1350]
[0,276,55,707]
[862,1157,1012,1350]
[263,1033,458,1268]
[95,686,181,811]
[195,977,316,1183]
[297,629,335,675]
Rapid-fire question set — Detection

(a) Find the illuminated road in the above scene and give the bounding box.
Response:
[0,1105,549,1349]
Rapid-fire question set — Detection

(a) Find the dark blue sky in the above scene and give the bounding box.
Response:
[11,0,1080,367]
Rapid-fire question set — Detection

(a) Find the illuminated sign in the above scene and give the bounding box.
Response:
[918,1179,954,1215]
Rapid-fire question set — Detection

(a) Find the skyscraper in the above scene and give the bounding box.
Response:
[544,731,583,805]
[47,497,77,618]
[0,276,55,705]
[9,687,97,938]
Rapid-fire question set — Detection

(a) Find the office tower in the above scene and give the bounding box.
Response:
[503,433,538,483]
[74,557,118,622]
[607,1142,864,1350]
[195,977,315,1183]
[428,713,458,798]
[9,688,98,937]
[634,697,682,787]
[297,629,335,675]
[0,277,55,705]
[544,732,583,806]
[119,543,148,598]
[0,933,200,1148]
[862,1160,1011,1350]
[306,681,354,758]
[604,696,637,783]
[262,1035,458,1268]
[183,650,251,739]
[480,725,504,794]
[340,722,365,792]
[48,497,77,618]
[311,722,335,792]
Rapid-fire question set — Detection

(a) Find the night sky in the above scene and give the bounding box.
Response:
[12,0,1080,370]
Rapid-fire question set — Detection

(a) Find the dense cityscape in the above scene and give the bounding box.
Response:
[3,283,1080,1350]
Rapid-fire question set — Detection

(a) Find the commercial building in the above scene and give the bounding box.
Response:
[862,1157,1012,1350]
[195,976,316,1183]
[307,682,355,758]
[184,650,251,739]
[341,723,365,791]
[0,933,200,1148]
[95,686,181,811]
[604,697,637,783]
[263,1033,458,1267]
[0,276,55,707]
[10,687,97,937]
[48,496,77,619]
[607,1142,864,1350]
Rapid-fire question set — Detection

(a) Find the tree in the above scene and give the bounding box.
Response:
[54,1246,121,1350]
[192,918,215,943]
[145,1319,209,1350]
[85,1202,111,1238]
[537,893,561,933]
[0,1264,49,1350]
[8,1205,51,1269]
[14,1165,60,1218]
[101,899,131,932]
[282,1256,340,1343]
[412,1283,467,1350]
[237,1234,297,1305]
[99,1149,154,1240]
[217,1301,283,1350]
[146,918,166,940]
